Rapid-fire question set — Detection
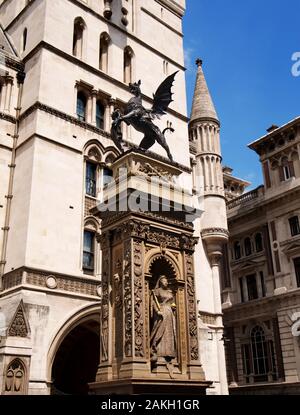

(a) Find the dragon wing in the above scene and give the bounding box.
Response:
[150,71,179,119]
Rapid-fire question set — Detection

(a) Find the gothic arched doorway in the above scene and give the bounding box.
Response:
[51,319,100,395]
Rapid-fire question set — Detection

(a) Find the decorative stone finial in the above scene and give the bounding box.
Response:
[196,58,203,67]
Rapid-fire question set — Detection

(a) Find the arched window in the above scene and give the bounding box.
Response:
[77,91,87,122]
[73,17,85,58]
[234,241,241,260]
[124,46,134,84]
[22,28,27,52]
[251,326,275,381]
[244,237,252,257]
[96,100,105,130]
[242,325,277,383]
[99,32,110,72]
[255,233,263,252]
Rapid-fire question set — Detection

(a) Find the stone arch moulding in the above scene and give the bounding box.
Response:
[46,303,100,384]
[144,249,181,282]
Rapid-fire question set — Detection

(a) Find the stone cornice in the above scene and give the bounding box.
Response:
[155,0,185,17]
[141,7,183,37]
[0,111,16,124]
[23,41,188,123]
[0,50,24,73]
[223,288,300,323]
[1,266,101,299]
[19,101,112,137]
[228,185,300,224]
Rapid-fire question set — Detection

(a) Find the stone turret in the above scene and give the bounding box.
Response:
[189,59,229,394]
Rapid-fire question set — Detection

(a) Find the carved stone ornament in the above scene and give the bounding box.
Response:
[129,161,175,183]
[133,242,144,357]
[185,255,199,361]
[8,302,29,338]
[123,244,133,357]
[5,359,26,394]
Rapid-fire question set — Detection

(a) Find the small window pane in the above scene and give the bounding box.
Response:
[77,92,86,121]
[246,274,258,301]
[289,216,300,237]
[86,162,97,197]
[96,101,105,129]
[83,231,95,271]
[294,257,300,287]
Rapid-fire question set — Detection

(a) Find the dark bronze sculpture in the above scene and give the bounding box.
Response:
[111,72,178,162]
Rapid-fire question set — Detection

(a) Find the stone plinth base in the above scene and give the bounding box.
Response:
[89,378,212,395]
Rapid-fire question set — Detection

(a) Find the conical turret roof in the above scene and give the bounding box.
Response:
[190,59,219,124]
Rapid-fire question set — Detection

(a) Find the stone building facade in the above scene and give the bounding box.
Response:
[223,118,300,394]
[0,0,229,395]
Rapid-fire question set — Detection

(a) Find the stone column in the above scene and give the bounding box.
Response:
[108,98,115,131]
[91,90,97,125]
[104,102,110,132]
[4,76,13,113]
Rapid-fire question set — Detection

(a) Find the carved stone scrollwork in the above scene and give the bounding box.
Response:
[147,231,180,250]
[133,242,144,357]
[185,254,199,361]
[180,234,198,252]
[100,252,110,363]
[123,244,132,357]
[5,359,26,394]
[122,221,150,240]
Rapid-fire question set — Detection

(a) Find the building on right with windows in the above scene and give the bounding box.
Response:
[222,116,300,394]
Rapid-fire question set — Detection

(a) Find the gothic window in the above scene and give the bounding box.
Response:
[83,230,95,272]
[234,241,241,260]
[22,28,27,52]
[86,161,97,197]
[241,326,277,384]
[255,233,263,252]
[246,274,258,301]
[289,216,300,237]
[96,100,105,130]
[99,32,110,72]
[77,91,87,121]
[5,359,26,394]
[293,257,300,287]
[124,46,134,84]
[244,237,252,257]
[73,17,85,58]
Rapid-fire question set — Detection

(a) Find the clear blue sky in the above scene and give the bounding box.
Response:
[183,0,300,189]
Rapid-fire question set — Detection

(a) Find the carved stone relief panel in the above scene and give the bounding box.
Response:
[185,253,199,362]
[133,241,145,358]
[4,359,27,395]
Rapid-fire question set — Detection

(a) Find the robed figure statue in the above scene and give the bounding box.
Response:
[150,275,177,365]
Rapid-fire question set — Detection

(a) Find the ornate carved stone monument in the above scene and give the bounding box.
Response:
[89,149,211,394]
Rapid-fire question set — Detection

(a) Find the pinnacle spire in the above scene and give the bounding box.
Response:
[190,58,219,124]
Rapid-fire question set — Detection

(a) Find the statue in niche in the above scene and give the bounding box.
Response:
[111,72,178,162]
[150,275,177,372]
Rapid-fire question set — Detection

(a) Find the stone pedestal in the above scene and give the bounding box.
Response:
[89,150,211,394]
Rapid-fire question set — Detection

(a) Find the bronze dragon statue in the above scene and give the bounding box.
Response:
[111,71,178,162]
